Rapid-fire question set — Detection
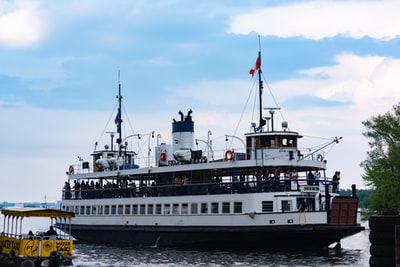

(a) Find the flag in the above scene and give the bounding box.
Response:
[249,56,260,77]
[114,113,121,131]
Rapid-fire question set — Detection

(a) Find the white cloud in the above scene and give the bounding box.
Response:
[0,0,48,49]
[228,0,400,40]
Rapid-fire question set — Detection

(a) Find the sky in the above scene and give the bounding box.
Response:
[1,0,400,202]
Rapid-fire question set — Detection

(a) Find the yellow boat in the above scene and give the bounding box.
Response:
[0,207,74,267]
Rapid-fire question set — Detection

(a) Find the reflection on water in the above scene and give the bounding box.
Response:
[1,218,370,267]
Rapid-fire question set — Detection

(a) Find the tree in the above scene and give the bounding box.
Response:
[361,103,400,213]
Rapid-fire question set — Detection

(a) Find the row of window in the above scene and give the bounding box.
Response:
[62,201,255,216]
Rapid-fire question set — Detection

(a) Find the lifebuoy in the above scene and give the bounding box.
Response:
[225,150,234,161]
[316,154,324,161]
[68,165,74,174]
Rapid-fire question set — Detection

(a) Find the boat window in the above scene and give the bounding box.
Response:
[155,204,162,214]
[92,205,97,215]
[211,202,219,214]
[140,204,146,215]
[125,205,131,215]
[173,204,179,215]
[75,206,79,214]
[86,206,91,215]
[182,203,188,214]
[222,202,230,213]
[104,205,110,215]
[191,203,198,214]
[111,205,117,215]
[98,205,103,215]
[281,200,293,212]
[234,202,242,213]
[148,204,154,215]
[132,204,138,215]
[201,203,208,214]
[80,206,85,215]
[262,201,274,212]
[118,205,123,215]
[164,204,171,215]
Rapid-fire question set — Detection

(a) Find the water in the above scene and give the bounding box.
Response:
[1,219,370,266]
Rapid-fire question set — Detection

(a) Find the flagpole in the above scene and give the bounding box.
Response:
[257,45,266,132]
[116,70,123,155]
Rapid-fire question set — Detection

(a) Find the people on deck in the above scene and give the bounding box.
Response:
[45,226,58,237]
[307,171,315,186]
[332,171,340,193]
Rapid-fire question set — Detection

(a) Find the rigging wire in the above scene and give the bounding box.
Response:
[229,76,257,148]
[96,101,118,147]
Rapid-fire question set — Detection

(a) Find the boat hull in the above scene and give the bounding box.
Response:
[69,224,364,249]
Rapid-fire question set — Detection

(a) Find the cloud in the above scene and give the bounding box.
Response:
[228,0,400,41]
[0,0,48,49]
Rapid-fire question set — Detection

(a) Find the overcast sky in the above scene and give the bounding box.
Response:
[1,0,399,202]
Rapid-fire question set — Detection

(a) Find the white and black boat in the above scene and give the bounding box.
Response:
[59,52,364,249]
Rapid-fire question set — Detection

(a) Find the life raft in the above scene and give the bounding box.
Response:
[225,149,234,161]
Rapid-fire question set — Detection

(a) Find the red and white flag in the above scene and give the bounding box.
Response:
[249,56,260,77]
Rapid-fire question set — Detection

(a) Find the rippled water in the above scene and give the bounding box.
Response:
[1,218,370,266]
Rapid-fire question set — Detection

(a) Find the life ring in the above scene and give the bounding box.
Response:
[316,154,324,161]
[225,150,234,161]
[68,165,74,174]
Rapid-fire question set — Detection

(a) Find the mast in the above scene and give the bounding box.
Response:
[257,50,266,132]
[116,71,123,153]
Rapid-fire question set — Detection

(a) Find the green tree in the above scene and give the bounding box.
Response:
[361,103,400,213]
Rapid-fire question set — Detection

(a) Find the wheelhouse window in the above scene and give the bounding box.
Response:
[262,201,273,212]
[201,203,208,214]
[132,204,138,215]
[80,206,85,215]
[140,204,146,215]
[125,205,131,215]
[156,204,162,214]
[173,204,179,215]
[92,205,97,215]
[148,204,154,215]
[211,202,219,214]
[164,204,171,215]
[191,203,198,214]
[281,200,293,212]
[222,202,230,214]
[234,202,242,213]
[182,203,188,214]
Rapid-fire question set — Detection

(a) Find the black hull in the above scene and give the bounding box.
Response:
[70,224,365,249]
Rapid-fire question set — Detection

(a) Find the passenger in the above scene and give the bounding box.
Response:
[74,180,80,199]
[63,182,71,200]
[332,171,340,193]
[20,259,35,267]
[28,230,34,239]
[283,170,290,191]
[45,226,58,237]
[314,170,321,186]
[273,169,280,191]
[290,169,298,191]
[307,171,315,186]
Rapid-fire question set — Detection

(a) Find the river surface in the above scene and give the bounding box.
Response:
[1,218,370,266]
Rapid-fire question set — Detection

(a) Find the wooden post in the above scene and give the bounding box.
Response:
[396,225,400,267]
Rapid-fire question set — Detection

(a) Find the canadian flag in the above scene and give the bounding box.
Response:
[249,56,260,77]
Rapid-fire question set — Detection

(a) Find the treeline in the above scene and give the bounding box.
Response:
[339,188,371,208]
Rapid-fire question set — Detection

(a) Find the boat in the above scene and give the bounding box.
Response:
[0,207,74,266]
[59,51,364,249]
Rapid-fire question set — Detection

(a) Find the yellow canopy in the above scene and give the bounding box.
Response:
[1,208,75,218]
